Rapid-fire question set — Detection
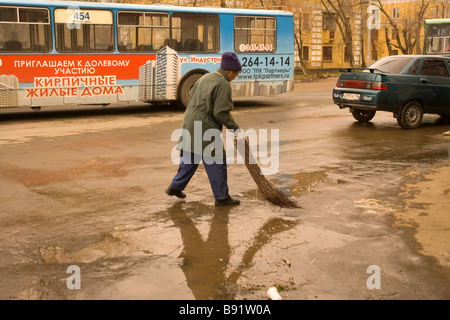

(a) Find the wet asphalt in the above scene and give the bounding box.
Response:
[0,77,449,300]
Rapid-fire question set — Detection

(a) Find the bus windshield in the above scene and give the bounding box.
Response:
[424,20,450,54]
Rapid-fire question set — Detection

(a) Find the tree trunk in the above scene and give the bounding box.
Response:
[295,33,307,75]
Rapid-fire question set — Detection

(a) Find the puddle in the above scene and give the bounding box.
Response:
[29,201,299,300]
[166,201,298,299]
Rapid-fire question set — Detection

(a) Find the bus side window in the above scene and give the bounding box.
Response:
[0,6,51,53]
[54,9,114,53]
[172,13,219,53]
[234,16,277,53]
[117,11,169,53]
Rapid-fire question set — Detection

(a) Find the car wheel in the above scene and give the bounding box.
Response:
[352,109,376,122]
[397,101,423,129]
[177,73,204,110]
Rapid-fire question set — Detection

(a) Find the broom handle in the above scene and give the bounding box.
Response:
[234,136,258,167]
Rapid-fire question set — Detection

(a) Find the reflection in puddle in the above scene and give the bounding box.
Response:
[286,171,336,194]
[167,202,297,300]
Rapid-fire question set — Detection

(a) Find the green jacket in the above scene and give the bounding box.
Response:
[178,68,240,157]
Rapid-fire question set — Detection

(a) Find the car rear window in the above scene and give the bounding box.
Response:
[369,56,415,74]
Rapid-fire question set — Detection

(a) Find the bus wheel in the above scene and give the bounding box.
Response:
[177,73,204,110]
[31,107,41,111]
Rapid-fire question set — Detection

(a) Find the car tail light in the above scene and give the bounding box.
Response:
[370,81,387,90]
[336,80,387,90]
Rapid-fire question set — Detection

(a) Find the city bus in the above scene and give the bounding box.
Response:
[0,0,295,110]
[424,18,450,55]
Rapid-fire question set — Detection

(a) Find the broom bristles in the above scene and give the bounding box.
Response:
[234,137,302,209]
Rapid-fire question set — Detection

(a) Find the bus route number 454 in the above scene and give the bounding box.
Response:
[73,11,90,21]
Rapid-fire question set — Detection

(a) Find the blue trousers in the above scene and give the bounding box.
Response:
[169,151,230,200]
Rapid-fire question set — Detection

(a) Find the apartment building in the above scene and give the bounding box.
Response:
[292,0,450,70]
[0,75,19,108]
[138,46,181,102]
[139,60,156,102]
[155,46,181,101]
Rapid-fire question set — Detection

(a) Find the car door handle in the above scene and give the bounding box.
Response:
[420,78,429,84]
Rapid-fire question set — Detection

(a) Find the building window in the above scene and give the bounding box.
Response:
[323,46,332,61]
[371,29,378,41]
[344,46,352,62]
[322,12,336,31]
[302,46,309,61]
[392,8,400,19]
[235,16,276,53]
[329,30,335,40]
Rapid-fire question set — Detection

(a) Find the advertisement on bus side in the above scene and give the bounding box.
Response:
[0,47,293,108]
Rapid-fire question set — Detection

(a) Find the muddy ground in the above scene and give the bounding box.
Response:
[0,77,449,300]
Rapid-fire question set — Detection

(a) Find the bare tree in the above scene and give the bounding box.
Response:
[294,11,308,75]
[321,0,360,67]
[295,34,307,74]
[375,0,429,55]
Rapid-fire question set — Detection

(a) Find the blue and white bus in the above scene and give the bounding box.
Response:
[424,19,450,55]
[0,0,295,110]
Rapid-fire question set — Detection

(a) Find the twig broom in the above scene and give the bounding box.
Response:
[234,137,301,209]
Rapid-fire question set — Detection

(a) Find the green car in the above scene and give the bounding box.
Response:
[332,55,450,129]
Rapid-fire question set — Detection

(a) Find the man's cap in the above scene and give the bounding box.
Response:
[221,52,242,71]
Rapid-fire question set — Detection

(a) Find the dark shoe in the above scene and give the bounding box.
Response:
[215,196,240,207]
[165,187,186,199]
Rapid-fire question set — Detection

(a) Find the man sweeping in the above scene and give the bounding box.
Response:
[166,52,242,207]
